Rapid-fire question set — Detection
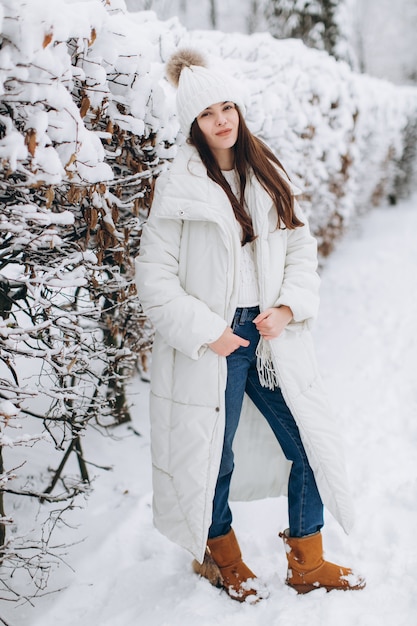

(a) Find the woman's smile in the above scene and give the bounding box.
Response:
[216,128,232,136]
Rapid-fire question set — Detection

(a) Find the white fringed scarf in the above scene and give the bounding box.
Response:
[255,335,279,390]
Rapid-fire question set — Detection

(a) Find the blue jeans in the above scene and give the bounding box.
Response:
[208,306,324,539]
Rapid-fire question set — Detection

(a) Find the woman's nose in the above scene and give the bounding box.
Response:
[216,114,227,125]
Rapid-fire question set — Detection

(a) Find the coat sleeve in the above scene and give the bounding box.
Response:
[274,201,320,323]
[135,209,227,360]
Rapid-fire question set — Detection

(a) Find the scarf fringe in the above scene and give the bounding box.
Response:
[255,336,279,390]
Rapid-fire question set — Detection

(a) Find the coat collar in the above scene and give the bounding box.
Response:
[152,143,276,229]
[151,144,219,222]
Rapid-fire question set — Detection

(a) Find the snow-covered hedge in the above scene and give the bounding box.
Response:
[1,0,416,250]
[182,29,417,251]
[0,0,416,601]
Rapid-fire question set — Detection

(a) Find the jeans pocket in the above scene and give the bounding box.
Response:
[231,306,260,331]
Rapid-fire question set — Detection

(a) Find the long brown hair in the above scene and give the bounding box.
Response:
[190,106,303,245]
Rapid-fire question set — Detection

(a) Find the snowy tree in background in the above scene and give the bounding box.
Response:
[358,0,417,85]
[126,0,417,85]
[264,0,358,68]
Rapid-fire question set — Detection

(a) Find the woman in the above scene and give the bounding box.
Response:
[135,49,365,603]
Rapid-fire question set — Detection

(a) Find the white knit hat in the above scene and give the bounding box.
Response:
[166,48,246,136]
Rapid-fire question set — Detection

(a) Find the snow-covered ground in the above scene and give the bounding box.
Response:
[5,194,417,625]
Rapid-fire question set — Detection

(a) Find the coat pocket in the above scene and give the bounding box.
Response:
[270,328,318,398]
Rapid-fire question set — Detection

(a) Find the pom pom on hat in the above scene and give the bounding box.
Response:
[166,49,207,87]
[166,47,246,136]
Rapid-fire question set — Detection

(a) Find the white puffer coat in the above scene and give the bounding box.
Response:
[135,143,354,563]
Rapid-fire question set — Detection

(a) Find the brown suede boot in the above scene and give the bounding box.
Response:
[279,529,366,594]
[192,528,266,603]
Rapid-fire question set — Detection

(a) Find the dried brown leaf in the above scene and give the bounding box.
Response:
[80,95,90,119]
[25,129,37,157]
[85,207,99,230]
[105,120,114,143]
[65,153,77,170]
[45,186,55,208]
[67,357,77,372]
[43,32,53,48]
[89,28,97,47]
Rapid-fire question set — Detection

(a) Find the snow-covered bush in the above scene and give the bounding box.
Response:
[0,0,174,601]
[0,0,416,602]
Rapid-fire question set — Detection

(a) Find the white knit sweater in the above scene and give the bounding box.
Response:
[222,169,259,308]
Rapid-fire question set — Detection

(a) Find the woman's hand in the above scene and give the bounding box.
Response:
[253,306,293,340]
[208,326,250,356]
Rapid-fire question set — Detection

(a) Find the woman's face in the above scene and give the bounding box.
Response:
[196,101,239,161]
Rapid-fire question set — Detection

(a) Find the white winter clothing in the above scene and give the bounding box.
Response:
[135,143,354,563]
[222,168,260,307]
